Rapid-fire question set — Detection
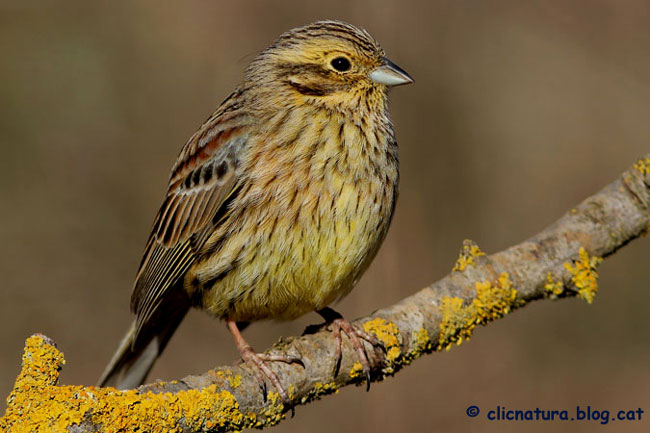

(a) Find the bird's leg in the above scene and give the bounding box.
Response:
[317,307,380,391]
[226,319,301,407]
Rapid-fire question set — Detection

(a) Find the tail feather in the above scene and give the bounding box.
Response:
[98,287,191,389]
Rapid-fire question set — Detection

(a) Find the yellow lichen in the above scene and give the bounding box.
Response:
[244,411,258,426]
[413,328,432,353]
[257,391,285,427]
[363,318,401,373]
[544,272,564,296]
[0,335,94,433]
[216,370,242,389]
[313,382,339,394]
[0,335,293,433]
[438,273,518,350]
[452,241,485,272]
[349,362,364,379]
[403,328,433,364]
[299,381,339,405]
[229,375,242,389]
[633,157,650,175]
[438,297,467,350]
[564,247,602,304]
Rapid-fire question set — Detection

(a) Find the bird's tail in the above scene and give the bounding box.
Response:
[97,289,190,389]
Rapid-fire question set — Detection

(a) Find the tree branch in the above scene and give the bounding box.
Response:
[2,156,650,433]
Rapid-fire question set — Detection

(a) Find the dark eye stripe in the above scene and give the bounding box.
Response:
[277,63,330,78]
[287,81,327,96]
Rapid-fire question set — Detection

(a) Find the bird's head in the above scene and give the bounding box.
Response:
[244,20,413,113]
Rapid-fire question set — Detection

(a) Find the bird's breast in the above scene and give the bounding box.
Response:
[192,108,398,322]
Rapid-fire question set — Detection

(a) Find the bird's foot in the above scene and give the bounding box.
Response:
[227,319,301,412]
[239,345,302,407]
[318,307,380,391]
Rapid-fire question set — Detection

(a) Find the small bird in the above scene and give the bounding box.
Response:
[98,20,413,403]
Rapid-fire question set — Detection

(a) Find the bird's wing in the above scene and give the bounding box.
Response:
[130,91,249,337]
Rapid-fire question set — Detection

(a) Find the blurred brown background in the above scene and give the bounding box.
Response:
[1,1,649,432]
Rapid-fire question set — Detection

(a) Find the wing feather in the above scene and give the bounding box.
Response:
[130,91,249,338]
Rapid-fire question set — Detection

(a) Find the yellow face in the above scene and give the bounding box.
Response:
[244,21,412,110]
[271,37,385,97]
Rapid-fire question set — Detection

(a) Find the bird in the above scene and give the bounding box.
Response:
[98,20,413,404]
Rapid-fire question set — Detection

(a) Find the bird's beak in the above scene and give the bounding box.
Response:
[369,57,414,87]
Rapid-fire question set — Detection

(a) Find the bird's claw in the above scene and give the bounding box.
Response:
[239,347,301,415]
[325,316,378,391]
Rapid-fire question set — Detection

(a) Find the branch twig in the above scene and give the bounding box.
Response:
[2,156,649,433]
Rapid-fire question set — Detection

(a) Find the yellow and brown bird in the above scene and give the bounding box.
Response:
[99,20,413,402]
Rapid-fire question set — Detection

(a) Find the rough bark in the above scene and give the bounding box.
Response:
[2,156,649,433]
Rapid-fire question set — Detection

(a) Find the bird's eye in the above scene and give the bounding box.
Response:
[330,57,351,72]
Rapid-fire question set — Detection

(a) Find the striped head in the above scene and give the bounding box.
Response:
[244,20,413,113]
